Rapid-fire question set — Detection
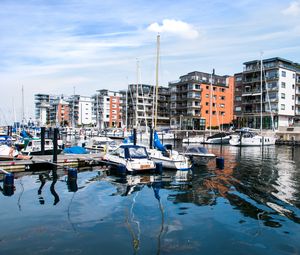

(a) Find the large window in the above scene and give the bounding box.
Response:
[281,93,285,99]
[281,104,285,110]
[282,71,286,77]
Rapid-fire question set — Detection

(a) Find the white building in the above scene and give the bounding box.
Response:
[77,96,93,126]
[235,57,300,129]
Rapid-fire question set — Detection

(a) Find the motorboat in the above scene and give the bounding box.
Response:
[182,136,205,144]
[183,146,216,165]
[229,128,276,146]
[85,136,118,151]
[203,132,231,144]
[103,144,157,173]
[0,144,32,160]
[21,139,63,155]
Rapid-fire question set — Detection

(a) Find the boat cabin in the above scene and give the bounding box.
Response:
[110,145,149,159]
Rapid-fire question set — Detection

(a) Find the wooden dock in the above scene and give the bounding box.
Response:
[0,153,105,173]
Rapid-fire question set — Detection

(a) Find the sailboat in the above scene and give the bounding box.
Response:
[147,35,191,170]
[229,55,276,146]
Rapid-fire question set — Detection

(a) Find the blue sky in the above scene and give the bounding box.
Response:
[0,0,300,124]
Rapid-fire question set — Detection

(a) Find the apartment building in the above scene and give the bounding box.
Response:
[169,71,234,130]
[49,97,70,126]
[126,84,170,129]
[92,89,122,129]
[34,94,59,126]
[68,95,93,127]
[234,57,300,129]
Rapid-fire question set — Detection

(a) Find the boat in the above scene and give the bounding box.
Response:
[0,144,32,160]
[21,139,63,155]
[183,146,216,165]
[182,136,205,143]
[84,136,118,151]
[203,132,231,144]
[103,144,157,173]
[229,128,276,146]
[148,131,191,170]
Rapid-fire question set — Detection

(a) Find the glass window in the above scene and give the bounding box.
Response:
[281,93,285,99]
[281,104,285,110]
[282,71,286,77]
[281,82,286,88]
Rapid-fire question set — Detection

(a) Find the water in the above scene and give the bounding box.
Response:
[0,145,300,254]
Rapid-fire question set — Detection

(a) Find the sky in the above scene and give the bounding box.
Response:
[0,0,300,125]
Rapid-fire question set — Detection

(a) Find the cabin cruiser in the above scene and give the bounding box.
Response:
[85,136,118,151]
[229,128,276,146]
[203,132,231,144]
[183,146,216,165]
[21,139,63,155]
[103,144,157,173]
[182,136,205,144]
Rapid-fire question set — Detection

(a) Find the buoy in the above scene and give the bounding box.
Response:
[4,173,14,186]
[216,157,224,169]
[67,168,77,180]
[155,162,163,175]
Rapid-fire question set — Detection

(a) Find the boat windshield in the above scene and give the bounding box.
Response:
[186,147,208,154]
[128,147,148,159]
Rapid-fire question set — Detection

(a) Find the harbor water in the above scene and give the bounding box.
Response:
[0,145,300,254]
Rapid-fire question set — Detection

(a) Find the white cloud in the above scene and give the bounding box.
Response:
[282,1,300,16]
[147,19,199,39]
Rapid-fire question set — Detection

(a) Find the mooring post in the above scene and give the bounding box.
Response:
[133,128,137,146]
[173,132,176,148]
[149,128,153,149]
[41,127,45,155]
[53,128,58,164]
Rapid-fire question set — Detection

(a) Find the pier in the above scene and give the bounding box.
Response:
[0,153,105,172]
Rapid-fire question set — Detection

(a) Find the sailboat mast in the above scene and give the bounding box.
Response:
[22,85,25,126]
[209,70,213,136]
[135,59,139,128]
[260,54,263,132]
[154,34,160,130]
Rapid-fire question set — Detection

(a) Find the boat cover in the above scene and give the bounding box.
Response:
[153,131,166,152]
[64,146,88,154]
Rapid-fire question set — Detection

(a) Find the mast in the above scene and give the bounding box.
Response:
[21,85,25,127]
[260,53,263,133]
[209,70,214,136]
[135,59,139,128]
[154,34,160,130]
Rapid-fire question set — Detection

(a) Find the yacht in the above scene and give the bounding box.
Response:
[183,146,216,165]
[103,144,157,173]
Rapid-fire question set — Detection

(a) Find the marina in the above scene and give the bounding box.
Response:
[0,144,300,254]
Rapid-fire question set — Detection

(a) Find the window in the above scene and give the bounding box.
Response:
[205,94,209,98]
[235,106,241,112]
[293,73,296,79]
[281,93,285,99]
[235,96,241,101]
[220,104,225,108]
[281,104,285,110]
[212,111,216,115]
[220,96,225,100]
[292,95,295,100]
[282,71,286,77]
[206,86,209,89]
[205,102,209,106]
[213,87,216,91]
[195,85,200,90]
[205,110,209,114]
[292,106,294,110]
[292,84,295,89]
[281,82,286,88]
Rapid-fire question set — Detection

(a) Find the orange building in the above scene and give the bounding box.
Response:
[169,71,234,130]
[201,76,234,128]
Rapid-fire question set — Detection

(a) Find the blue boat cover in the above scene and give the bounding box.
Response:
[64,146,88,154]
[153,131,166,152]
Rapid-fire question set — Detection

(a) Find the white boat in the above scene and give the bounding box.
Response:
[21,139,63,155]
[203,132,231,144]
[183,146,216,165]
[103,144,156,173]
[182,136,205,143]
[229,129,276,146]
[0,144,31,160]
[85,136,117,151]
[148,148,191,170]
